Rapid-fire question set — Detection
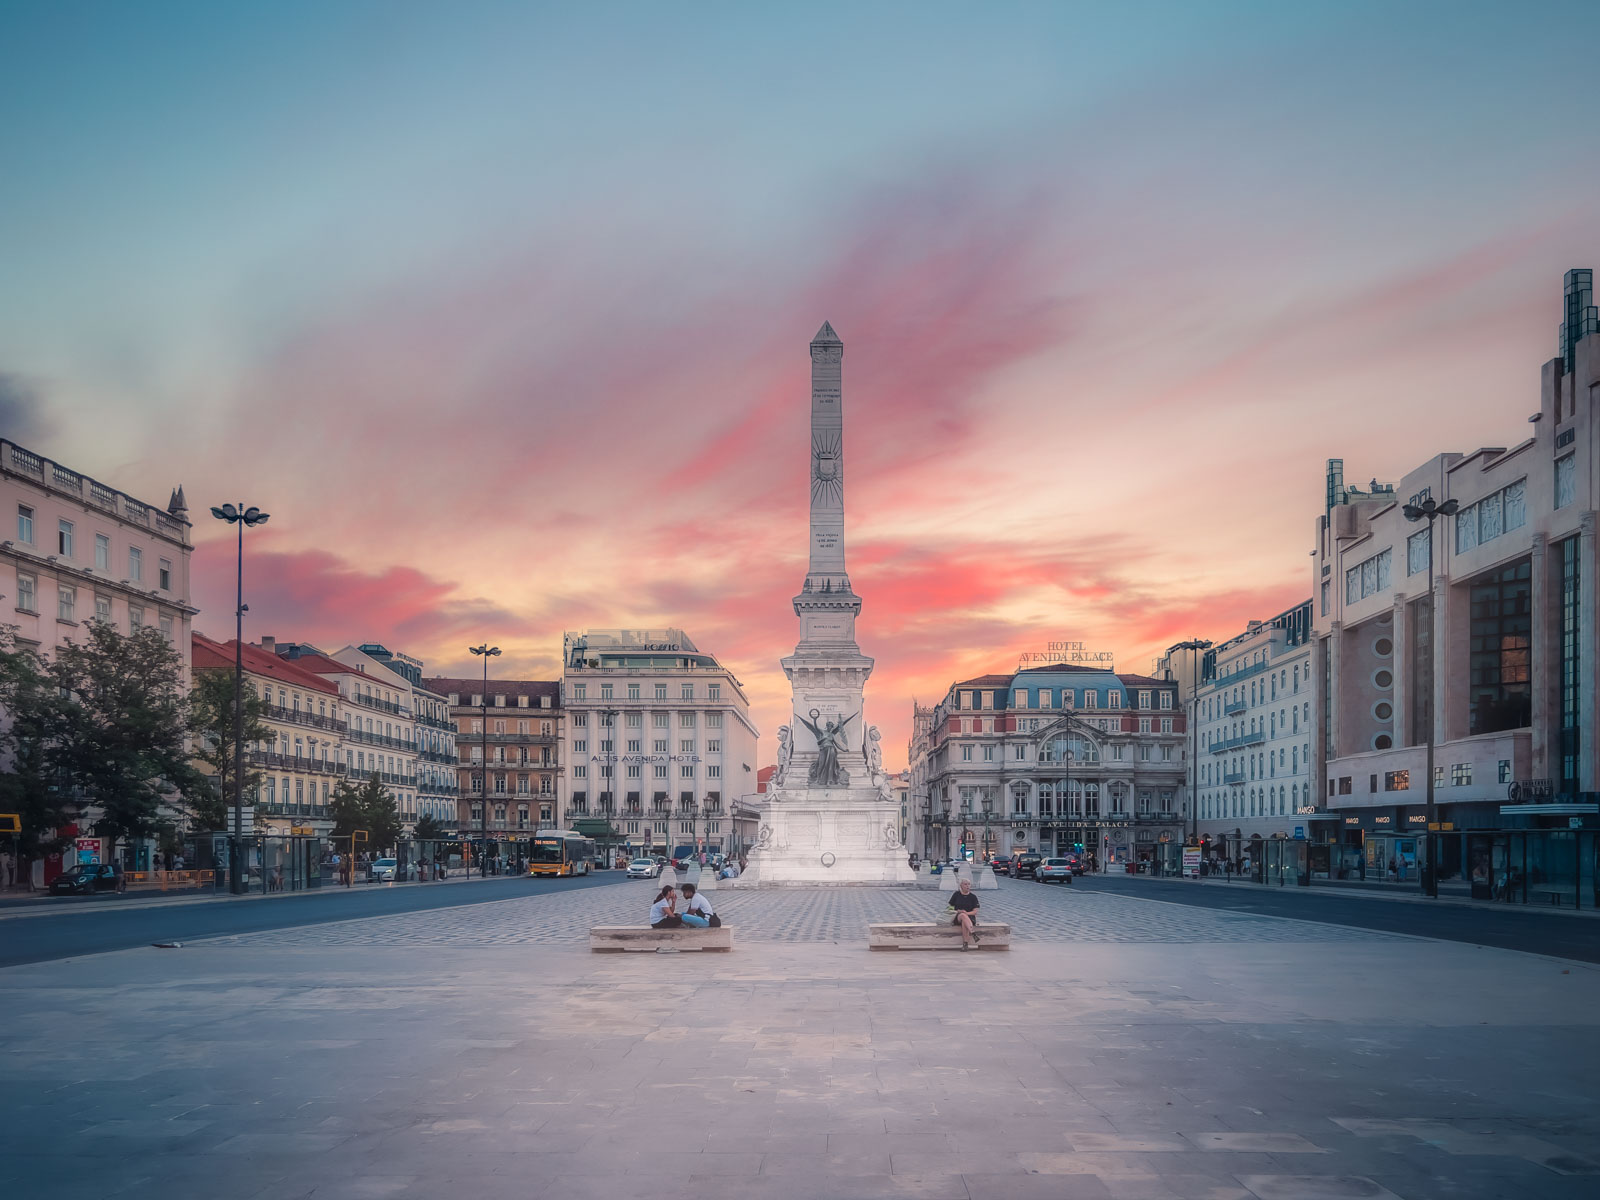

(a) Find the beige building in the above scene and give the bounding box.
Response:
[2,438,195,671]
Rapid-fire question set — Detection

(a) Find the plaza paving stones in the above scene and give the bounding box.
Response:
[2,880,1598,1200]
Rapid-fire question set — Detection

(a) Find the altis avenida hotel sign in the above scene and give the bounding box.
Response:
[1018,640,1115,668]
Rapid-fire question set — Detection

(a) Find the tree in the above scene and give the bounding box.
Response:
[330,773,402,853]
[412,814,445,841]
[46,622,206,844]
[188,667,271,831]
[0,625,71,857]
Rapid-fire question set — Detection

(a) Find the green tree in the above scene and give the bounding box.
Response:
[330,773,402,853]
[188,667,271,831]
[46,622,205,844]
[0,626,71,856]
[411,813,445,841]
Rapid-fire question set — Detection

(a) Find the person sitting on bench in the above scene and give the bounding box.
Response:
[681,883,715,928]
[649,885,683,929]
[950,878,981,949]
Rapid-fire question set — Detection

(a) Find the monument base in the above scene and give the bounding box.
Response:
[728,785,916,887]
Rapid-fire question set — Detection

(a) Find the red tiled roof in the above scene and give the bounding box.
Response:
[192,634,339,695]
[756,765,776,793]
[423,677,561,706]
[1115,673,1171,687]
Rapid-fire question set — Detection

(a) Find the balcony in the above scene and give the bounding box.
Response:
[264,703,347,733]
[352,692,411,717]
[1224,700,1247,717]
[248,751,347,777]
[415,712,454,731]
[1209,730,1267,755]
[345,728,412,751]
[1223,771,1247,785]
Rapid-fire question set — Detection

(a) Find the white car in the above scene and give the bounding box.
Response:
[371,858,398,882]
[625,859,660,879]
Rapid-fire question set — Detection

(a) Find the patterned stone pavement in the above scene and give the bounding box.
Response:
[208,876,1409,948]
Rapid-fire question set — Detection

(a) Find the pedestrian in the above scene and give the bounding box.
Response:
[649,885,683,929]
[680,883,716,928]
[948,877,981,949]
[0,848,14,889]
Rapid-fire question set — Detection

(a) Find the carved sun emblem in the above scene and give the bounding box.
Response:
[811,432,843,505]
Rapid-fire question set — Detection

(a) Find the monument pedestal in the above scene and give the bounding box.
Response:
[732,785,914,887]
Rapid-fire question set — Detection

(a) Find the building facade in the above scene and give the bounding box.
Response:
[910,666,1187,869]
[359,645,458,829]
[561,629,759,858]
[192,634,346,835]
[422,676,561,853]
[1311,269,1600,905]
[1188,602,1316,870]
[2,439,195,670]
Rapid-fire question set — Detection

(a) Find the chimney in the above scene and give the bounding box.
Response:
[260,635,276,655]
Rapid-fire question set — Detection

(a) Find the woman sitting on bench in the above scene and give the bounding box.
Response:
[680,883,715,928]
[649,885,683,929]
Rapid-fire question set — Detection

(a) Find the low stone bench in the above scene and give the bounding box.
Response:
[589,925,734,952]
[868,922,1011,950]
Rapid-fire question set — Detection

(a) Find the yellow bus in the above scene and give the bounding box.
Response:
[527,830,597,877]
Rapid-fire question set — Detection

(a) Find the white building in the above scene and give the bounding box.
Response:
[561,629,759,857]
[1188,602,1316,873]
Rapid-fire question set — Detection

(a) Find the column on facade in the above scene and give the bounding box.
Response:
[1390,591,1408,752]
[1580,513,1597,791]
[1438,562,1465,745]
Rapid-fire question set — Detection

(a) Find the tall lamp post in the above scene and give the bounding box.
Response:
[601,707,619,866]
[470,644,500,876]
[1402,495,1458,899]
[210,502,269,895]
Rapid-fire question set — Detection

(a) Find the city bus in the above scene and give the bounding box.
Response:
[527,830,597,877]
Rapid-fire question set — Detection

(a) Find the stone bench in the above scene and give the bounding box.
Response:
[868,922,1011,950]
[589,925,734,952]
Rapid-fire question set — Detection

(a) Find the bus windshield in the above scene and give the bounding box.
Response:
[529,841,565,864]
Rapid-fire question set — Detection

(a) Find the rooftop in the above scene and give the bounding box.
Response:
[193,634,339,695]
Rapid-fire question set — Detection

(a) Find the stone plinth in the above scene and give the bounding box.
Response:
[735,785,914,886]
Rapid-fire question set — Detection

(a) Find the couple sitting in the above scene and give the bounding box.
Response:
[649,883,718,928]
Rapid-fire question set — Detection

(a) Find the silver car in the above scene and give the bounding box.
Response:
[371,857,398,882]
[1035,857,1075,885]
[625,859,660,879]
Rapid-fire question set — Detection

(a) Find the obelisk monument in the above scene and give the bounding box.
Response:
[735,323,915,886]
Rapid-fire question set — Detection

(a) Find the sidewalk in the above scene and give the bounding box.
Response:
[1111,869,1600,918]
[0,869,513,921]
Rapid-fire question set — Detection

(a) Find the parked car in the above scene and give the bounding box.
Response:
[1036,857,1075,885]
[625,859,661,879]
[1013,853,1044,880]
[48,863,121,895]
[1064,854,1084,876]
[370,858,398,882]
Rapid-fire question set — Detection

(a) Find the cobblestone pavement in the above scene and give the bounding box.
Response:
[210,877,1410,948]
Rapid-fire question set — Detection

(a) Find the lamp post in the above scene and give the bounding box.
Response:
[1402,495,1459,899]
[601,707,619,867]
[209,502,269,895]
[469,644,500,876]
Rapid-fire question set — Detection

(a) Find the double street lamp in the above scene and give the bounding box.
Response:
[210,502,269,895]
[469,643,500,876]
[1402,495,1459,899]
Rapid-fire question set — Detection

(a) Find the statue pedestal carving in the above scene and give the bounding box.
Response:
[730,784,914,887]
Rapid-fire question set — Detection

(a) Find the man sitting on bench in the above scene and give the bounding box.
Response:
[950,877,981,949]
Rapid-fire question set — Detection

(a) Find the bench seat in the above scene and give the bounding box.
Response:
[868,922,1011,950]
[589,925,734,952]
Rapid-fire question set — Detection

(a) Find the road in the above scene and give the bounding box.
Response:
[0,872,627,968]
[1074,873,1600,963]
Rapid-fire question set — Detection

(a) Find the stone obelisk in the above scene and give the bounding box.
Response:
[734,322,914,886]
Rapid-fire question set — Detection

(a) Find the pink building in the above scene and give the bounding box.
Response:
[1,439,195,674]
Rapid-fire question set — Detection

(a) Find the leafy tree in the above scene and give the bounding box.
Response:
[330,773,401,853]
[188,667,270,831]
[45,622,205,844]
[0,626,70,856]
[412,813,445,841]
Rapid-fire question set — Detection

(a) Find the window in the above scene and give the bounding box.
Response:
[707,739,720,753]
[982,745,994,761]
[573,765,587,779]
[58,585,75,621]
[655,683,667,700]
[654,764,668,778]
[1498,759,1512,784]
[708,684,720,701]
[682,683,694,700]
[94,594,111,623]
[1106,691,1120,709]
[680,765,693,778]
[961,745,972,761]
[600,683,612,700]
[1014,744,1026,760]
[1556,454,1576,509]
[1345,547,1391,602]
[1138,718,1151,734]
[158,559,171,590]
[1451,763,1472,786]
[16,572,35,613]
[1384,770,1410,791]
[1160,718,1173,734]
[654,739,668,753]
[653,712,669,728]
[1320,579,1330,615]
[628,683,640,700]
[128,546,142,580]
[707,712,722,729]
[680,712,695,728]
[1083,692,1097,710]
[572,684,586,700]
[573,739,587,754]
[572,713,588,728]
[1406,527,1430,576]
[127,604,142,629]
[57,519,73,557]
[93,533,110,571]
[680,739,694,754]
[1469,558,1532,735]
[1159,692,1172,709]
[16,505,33,544]
[1560,536,1581,793]
[707,765,720,779]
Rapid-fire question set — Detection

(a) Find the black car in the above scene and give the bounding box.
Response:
[1013,853,1044,880]
[49,863,121,895]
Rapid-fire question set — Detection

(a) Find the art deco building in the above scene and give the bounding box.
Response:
[561,629,759,857]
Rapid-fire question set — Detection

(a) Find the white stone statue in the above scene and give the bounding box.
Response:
[773,724,793,790]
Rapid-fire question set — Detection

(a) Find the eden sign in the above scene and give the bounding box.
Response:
[1019,640,1115,667]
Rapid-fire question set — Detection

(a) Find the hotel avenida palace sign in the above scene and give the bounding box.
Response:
[1018,641,1115,667]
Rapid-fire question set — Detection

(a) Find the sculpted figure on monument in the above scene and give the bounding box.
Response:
[799,707,856,788]
[865,725,885,781]
[773,725,793,790]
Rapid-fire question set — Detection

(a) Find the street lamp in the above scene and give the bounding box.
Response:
[1402,495,1459,899]
[469,643,500,876]
[210,502,269,895]
[601,707,619,867]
